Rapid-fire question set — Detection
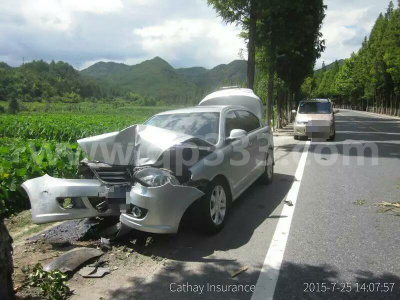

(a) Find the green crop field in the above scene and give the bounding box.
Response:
[0,103,182,214]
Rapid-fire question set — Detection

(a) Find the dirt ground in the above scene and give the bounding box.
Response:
[5,212,179,300]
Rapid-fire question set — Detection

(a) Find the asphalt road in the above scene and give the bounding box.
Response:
[72,109,400,300]
[273,110,400,300]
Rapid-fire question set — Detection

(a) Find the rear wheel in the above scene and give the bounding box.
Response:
[199,179,230,234]
[294,135,299,140]
[260,150,274,185]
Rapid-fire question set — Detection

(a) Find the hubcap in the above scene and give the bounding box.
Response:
[210,185,227,225]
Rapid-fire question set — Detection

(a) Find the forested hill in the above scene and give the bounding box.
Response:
[0,57,246,106]
[0,60,119,104]
[302,1,400,112]
[80,57,247,103]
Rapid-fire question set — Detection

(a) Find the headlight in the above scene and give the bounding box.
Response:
[134,168,180,187]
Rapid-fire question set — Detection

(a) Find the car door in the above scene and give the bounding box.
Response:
[224,110,250,195]
[225,110,261,195]
[235,110,264,181]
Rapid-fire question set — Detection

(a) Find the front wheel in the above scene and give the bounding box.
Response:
[328,131,336,141]
[199,179,230,234]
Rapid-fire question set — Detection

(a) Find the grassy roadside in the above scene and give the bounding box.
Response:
[4,210,59,242]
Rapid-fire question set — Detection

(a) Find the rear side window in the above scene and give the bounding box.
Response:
[235,110,260,132]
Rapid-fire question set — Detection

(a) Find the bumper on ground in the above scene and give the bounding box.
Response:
[21,175,119,224]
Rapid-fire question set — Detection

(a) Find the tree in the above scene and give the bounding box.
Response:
[257,0,326,126]
[308,1,400,115]
[207,0,258,89]
[8,99,20,114]
[301,77,315,98]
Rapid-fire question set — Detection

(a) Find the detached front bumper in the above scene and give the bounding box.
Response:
[21,175,120,224]
[21,175,204,234]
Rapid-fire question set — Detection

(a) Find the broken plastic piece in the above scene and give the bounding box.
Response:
[43,247,104,273]
[79,266,110,278]
[100,237,111,251]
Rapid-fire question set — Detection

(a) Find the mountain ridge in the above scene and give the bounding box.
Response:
[80,57,247,103]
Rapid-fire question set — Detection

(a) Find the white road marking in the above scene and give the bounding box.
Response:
[251,141,311,300]
[340,109,400,121]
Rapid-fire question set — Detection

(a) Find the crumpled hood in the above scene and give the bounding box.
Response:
[78,125,213,166]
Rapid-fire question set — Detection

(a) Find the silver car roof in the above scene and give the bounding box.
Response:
[156,105,254,116]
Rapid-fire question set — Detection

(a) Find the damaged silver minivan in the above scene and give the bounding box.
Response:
[22,88,274,234]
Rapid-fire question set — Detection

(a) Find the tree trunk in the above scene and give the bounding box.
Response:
[267,63,274,127]
[266,39,276,127]
[276,89,282,129]
[246,0,257,90]
[0,217,14,300]
[289,89,294,122]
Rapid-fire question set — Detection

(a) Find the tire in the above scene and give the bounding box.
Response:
[199,178,230,235]
[260,150,274,185]
[294,135,299,140]
[328,131,336,141]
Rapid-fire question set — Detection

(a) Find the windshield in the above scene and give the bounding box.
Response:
[144,112,220,144]
[298,102,331,114]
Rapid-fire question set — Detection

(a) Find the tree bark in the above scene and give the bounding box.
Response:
[289,89,294,122]
[247,0,257,90]
[266,38,276,127]
[0,217,14,300]
[267,62,274,127]
[276,89,282,129]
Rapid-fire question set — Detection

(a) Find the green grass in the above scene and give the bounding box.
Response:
[0,102,183,142]
[0,100,182,115]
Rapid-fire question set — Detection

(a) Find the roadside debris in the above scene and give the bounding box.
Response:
[284,200,293,206]
[231,266,248,278]
[44,247,104,273]
[100,237,112,251]
[78,266,110,278]
[375,201,400,215]
[353,199,366,205]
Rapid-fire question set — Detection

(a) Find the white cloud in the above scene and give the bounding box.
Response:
[316,0,393,68]
[0,0,395,70]
[17,0,123,31]
[133,19,245,68]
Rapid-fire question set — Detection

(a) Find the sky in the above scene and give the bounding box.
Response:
[0,0,394,70]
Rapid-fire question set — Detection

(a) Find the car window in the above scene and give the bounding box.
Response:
[298,102,331,114]
[144,112,220,144]
[235,110,260,132]
[225,111,239,137]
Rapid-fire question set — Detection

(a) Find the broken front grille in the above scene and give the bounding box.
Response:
[91,167,132,185]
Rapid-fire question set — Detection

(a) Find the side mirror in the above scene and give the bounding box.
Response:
[227,129,247,142]
[291,110,297,114]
